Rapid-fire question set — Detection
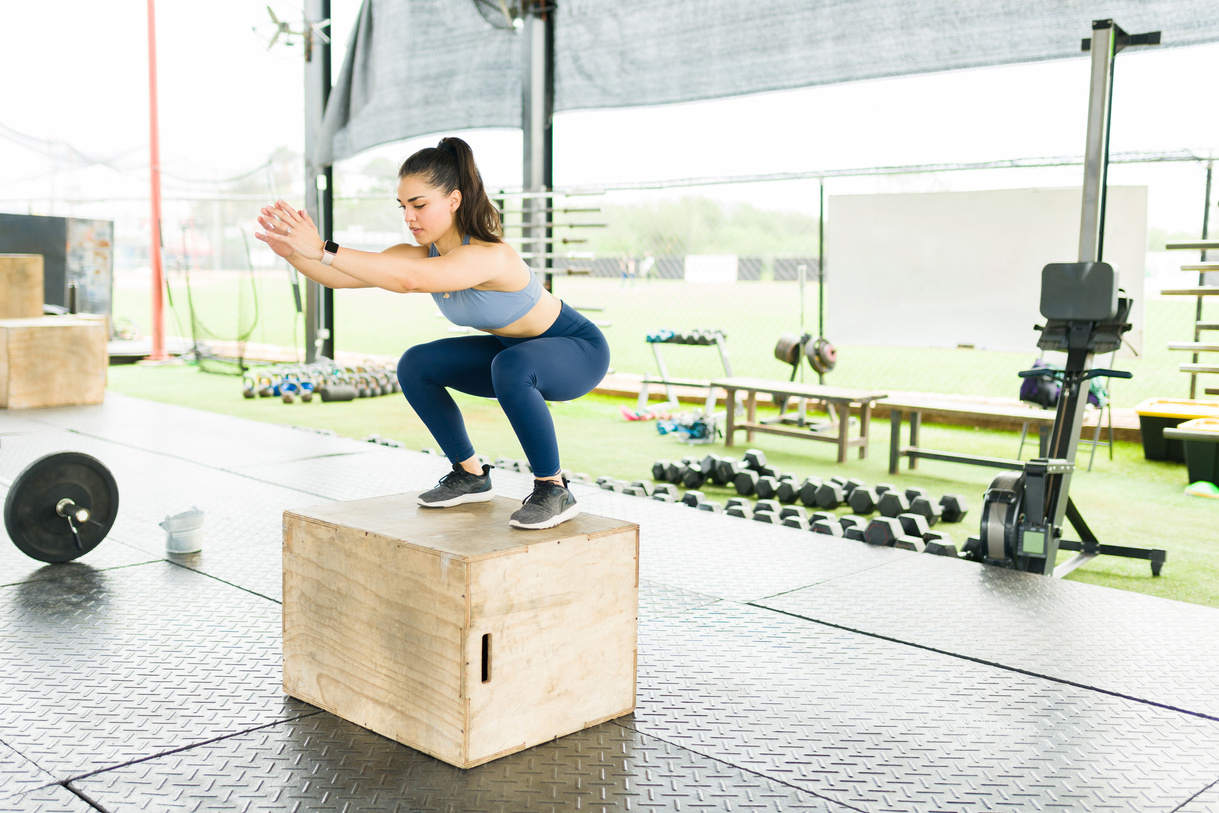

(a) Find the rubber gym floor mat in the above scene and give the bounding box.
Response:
[627,602,1219,813]
[70,713,848,813]
[23,393,362,471]
[1176,781,1219,813]
[235,445,545,505]
[638,578,722,619]
[754,553,1219,720]
[0,742,54,804]
[0,426,329,603]
[0,783,97,813]
[0,561,314,782]
[0,413,54,435]
[575,488,907,602]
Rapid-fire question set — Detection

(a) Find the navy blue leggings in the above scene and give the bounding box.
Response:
[397,302,610,478]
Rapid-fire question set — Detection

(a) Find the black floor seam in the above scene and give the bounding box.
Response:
[1171,777,1219,812]
[62,711,326,787]
[61,781,109,813]
[611,719,870,813]
[164,558,284,605]
[751,602,1219,725]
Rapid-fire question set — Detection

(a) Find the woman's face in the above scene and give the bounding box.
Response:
[397,175,461,244]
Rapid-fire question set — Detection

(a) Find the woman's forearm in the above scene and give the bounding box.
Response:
[287,251,374,289]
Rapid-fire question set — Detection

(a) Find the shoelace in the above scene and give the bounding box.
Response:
[521,480,560,505]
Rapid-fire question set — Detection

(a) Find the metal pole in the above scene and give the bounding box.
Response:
[522,1,554,290]
[303,0,332,363]
[1078,20,1118,264]
[146,0,169,361]
[1191,162,1213,398]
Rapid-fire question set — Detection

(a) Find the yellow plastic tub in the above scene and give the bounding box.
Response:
[1134,399,1219,462]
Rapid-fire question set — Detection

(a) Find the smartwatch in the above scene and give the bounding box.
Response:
[320,240,339,266]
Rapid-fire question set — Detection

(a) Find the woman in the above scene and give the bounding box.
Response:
[255,137,610,530]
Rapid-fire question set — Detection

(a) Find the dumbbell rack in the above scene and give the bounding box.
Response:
[637,330,738,420]
[1162,238,1219,398]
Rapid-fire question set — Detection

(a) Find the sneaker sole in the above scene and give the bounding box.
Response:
[417,490,495,508]
[508,502,580,530]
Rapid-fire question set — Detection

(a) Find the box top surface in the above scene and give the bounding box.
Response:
[0,315,106,328]
[286,493,637,559]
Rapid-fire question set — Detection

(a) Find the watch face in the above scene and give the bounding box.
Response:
[324,240,339,254]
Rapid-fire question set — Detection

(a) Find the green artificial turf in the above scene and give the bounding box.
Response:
[107,362,1219,609]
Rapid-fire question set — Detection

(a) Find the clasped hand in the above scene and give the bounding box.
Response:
[255,200,323,262]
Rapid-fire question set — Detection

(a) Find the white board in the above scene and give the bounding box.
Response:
[825,188,1146,355]
[684,254,738,284]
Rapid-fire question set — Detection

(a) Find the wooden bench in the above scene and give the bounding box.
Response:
[883,398,1057,475]
[711,377,888,463]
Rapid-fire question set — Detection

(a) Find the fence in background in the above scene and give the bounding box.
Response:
[34,153,1219,409]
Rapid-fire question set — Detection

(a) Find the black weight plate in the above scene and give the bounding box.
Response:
[4,452,119,563]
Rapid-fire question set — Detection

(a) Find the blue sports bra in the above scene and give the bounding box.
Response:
[428,236,544,330]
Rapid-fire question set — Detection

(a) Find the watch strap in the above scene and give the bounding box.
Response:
[321,240,339,266]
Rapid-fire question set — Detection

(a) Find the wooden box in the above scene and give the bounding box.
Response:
[0,316,107,409]
[282,494,639,769]
[0,255,45,319]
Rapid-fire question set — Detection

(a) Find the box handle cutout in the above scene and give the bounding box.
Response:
[481,633,492,683]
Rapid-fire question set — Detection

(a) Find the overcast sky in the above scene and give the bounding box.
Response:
[2,2,1217,228]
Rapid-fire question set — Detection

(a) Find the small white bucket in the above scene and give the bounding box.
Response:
[160,507,204,554]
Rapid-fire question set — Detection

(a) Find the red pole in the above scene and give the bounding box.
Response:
[146,0,168,360]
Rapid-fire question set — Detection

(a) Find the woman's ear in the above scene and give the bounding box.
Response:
[449,189,462,214]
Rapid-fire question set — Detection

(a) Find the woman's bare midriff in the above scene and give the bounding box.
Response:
[483,291,562,338]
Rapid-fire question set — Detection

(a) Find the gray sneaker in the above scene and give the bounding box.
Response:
[509,479,580,530]
[418,464,494,507]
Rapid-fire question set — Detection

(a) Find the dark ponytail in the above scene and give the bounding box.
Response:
[399,137,502,243]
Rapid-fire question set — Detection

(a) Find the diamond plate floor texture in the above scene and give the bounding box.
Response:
[2,394,1218,812]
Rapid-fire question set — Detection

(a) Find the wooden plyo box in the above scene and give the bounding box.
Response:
[0,255,44,319]
[0,316,107,409]
[282,494,639,769]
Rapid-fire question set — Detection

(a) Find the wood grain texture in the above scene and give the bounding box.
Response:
[282,494,639,769]
[0,255,44,319]
[0,316,106,409]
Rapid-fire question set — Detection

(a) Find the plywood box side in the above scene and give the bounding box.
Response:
[0,255,44,319]
[0,319,105,409]
[465,526,639,764]
[282,514,471,766]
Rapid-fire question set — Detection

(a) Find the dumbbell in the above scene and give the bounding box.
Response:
[756,476,781,501]
[653,483,679,499]
[779,505,809,525]
[813,481,844,509]
[681,465,708,490]
[922,530,958,557]
[863,517,923,549]
[680,491,705,508]
[714,457,742,486]
[753,510,780,524]
[908,496,942,526]
[797,477,824,507]
[904,486,930,503]
[628,480,655,497]
[652,460,671,481]
[847,486,880,515]
[734,470,760,496]
[754,499,782,516]
[775,476,799,504]
[877,490,910,518]
[743,449,768,471]
[697,501,723,514]
[939,494,969,523]
[651,490,677,503]
[811,519,843,536]
[725,496,752,519]
[896,513,930,540]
